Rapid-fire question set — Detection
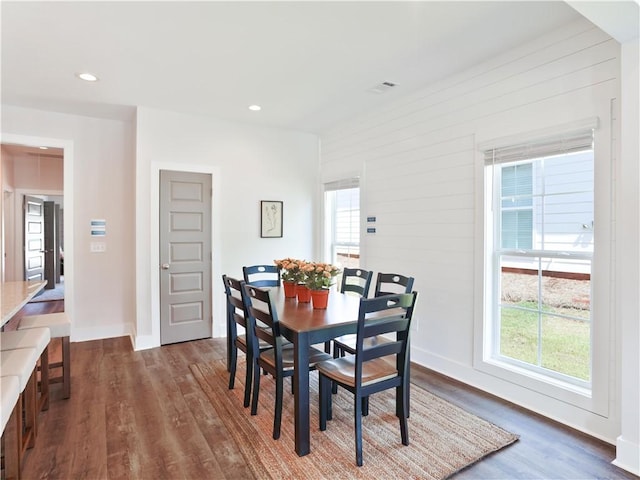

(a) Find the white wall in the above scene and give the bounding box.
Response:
[1,106,136,341]
[320,17,636,448]
[1,104,319,350]
[134,107,319,349]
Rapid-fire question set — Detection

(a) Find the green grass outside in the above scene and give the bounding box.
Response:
[500,302,591,381]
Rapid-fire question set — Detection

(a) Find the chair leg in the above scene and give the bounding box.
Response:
[226,324,233,372]
[243,353,253,408]
[62,336,71,399]
[251,360,261,416]
[399,385,409,446]
[362,396,369,416]
[228,344,237,390]
[273,375,284,440]
[39,346,50,411]
[354,395,363,467]
[324,340,331,354]
[319,374,329,431]
[23,372,37,450]
[395,380,410,418]
[2,398,22,480]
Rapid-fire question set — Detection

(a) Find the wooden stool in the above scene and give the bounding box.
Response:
[1,328,51,411]
[1,376,21,480]
[0,348,39,454]
[18,313,71,399]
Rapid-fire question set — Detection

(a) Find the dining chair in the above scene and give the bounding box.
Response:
[333,272,415,358]
[374,272,415,297]
[316,291,418,466]
[222,275,272,408]
[340,268,373,298]
[243,264,281,288]
[242,284,332,440]
[326,268,373,356]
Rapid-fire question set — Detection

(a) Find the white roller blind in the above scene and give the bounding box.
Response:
[324,177,359,191]
[484,129,594,165]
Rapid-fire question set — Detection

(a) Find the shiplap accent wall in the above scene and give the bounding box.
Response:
[320,18,621,441]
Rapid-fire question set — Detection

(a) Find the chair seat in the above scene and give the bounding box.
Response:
[0,348,40,390]
[260,345,331,371]
[1,376,20,432]
[317,355,397,388]
[18,312,70,338]
[1,328,51,355]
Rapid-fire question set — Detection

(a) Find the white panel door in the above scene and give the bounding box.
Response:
[159,170,212,345]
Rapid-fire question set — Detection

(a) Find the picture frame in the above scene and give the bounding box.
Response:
[260,200,283,238]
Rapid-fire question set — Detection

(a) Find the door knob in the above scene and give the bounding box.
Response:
[161,263,170,270]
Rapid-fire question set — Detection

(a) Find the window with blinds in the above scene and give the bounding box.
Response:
[501,163,533,249]
[484,128,595,387]
[324,178,360,268]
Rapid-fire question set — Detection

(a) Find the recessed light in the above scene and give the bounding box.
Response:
[76,72,99,82]
[39,146,49,150]
[248,105,261,111]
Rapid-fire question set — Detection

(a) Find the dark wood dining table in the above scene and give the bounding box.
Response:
[271,287,361,457]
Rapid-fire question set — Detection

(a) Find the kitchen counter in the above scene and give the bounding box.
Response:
[1,280,48,328]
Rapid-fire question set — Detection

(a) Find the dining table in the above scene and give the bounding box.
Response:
[271,286,362,457]
[1,280,48,328]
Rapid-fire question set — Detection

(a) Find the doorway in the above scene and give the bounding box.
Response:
[1,139,70,310]
[1,145,62,281]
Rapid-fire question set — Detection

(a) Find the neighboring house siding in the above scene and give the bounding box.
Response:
[319,18,621,441]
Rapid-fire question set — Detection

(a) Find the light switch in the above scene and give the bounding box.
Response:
[90,242,106,253]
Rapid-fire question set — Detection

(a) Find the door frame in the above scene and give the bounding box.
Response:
[147,162,220,349]
[1,133,74,326]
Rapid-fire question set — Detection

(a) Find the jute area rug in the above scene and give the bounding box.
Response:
[190,360,518,479]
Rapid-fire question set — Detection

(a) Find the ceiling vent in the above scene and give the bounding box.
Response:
[367,81,397,94]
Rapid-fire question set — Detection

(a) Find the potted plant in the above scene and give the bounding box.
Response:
[305,262,341,309]
[274,258,304,298]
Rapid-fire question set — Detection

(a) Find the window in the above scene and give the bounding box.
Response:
[501,163,533,250]
[324,179,360,268]
[485,130,594,388]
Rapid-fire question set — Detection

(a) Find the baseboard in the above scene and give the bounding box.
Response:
[132,333,159,351]
[613,435,640,476]
[71,324,132,343]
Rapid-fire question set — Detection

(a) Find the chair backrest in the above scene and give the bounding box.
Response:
[222,275,250,345]
[340,268,373,298]
[243,265,281,287]
[374,273,415,297]
[242,284,287,368]
[354,292,418,389]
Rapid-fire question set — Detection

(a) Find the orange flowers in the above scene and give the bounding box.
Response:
[305,262,341,290]
[274,258,341,289]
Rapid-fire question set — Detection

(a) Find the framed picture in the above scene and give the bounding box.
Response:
[261,200,283,238]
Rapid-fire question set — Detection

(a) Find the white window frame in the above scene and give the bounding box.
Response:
[474,117,612,416]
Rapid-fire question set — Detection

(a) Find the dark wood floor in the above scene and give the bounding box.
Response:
[9,300,638,480]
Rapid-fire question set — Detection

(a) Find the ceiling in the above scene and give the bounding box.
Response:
[0,1,589,134]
